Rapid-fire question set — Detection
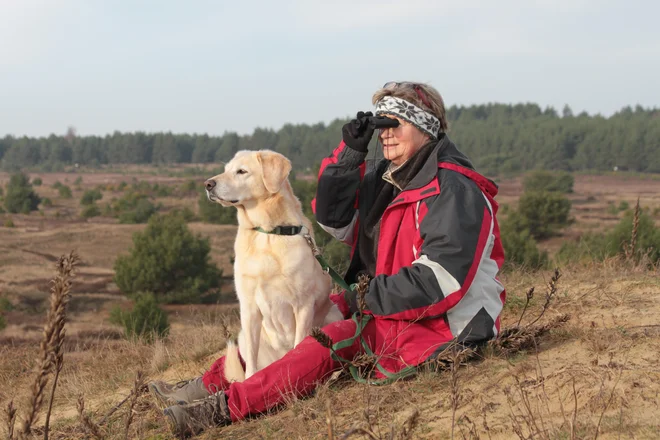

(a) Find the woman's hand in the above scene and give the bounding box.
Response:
[342,111,375,153]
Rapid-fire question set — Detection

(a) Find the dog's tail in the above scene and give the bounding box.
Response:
[224,340,245,383]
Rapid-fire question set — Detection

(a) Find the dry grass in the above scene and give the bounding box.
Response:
[1,268,658,439]
[1,172,659,438]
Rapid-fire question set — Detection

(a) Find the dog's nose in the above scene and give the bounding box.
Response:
[205,179,216,191]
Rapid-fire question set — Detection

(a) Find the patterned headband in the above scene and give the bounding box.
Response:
[374,96,441,139]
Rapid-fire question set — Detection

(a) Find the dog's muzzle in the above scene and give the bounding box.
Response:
[206,189,238,205]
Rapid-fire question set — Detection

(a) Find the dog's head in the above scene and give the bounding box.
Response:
[204,149,292,207]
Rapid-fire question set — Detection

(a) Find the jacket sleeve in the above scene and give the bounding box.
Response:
[364,173,495,321]
[312,141,366,245]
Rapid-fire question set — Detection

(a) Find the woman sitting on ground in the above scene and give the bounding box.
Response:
[150,80,506,438]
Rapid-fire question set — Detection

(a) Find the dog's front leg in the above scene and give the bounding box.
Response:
[241,303,262,379]
[293,305,314,348]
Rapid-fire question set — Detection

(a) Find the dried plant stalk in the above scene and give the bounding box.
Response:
[311,327,334,349]
[6,400,17,440]
[17,252,79,440]
[398,409,419,440]
[516,287,535,327]
[355,274,370,317]
[326,399,334,440]
[43,336,65,440]
[492,314,570,355]
[123,370,145,440]
[528,268,561,326]
[77,395,105,439]
[625,197,640,261]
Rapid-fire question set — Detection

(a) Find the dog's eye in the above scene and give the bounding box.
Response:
[236,169,248,175]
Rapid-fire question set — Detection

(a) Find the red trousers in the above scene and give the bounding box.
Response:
[202,316,450,421]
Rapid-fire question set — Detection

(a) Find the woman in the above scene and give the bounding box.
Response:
[158,81,506,438]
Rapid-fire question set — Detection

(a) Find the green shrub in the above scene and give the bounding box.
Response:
[0,206,5,214]
[109,293,169,342]
[41,197,53,207]
[607,202,618,216]
[556,208,660,265]
[106,191,159,224]
[81,204,101,218]
[197,191,237,225]
[500,221,548,271]
[180,180,198,194]
[3,172,41,214]
[113,213,222,303]
[3,218,14,228]
[118,198,158,224]
[118,181,128,191]
[0,315,5,332]
[0,186,3,197]
[0,297,13,312]
[618,200,630,212]
[57,185,73,199]
[154,184,172,197]
[32,177,42,186]
[555,233,610,265]
[607,208,660,262]
[522,170,574,193]
[515,191,572,240]
[170,206,196,222]
[80,189,103,205]
[130,180,153,193]
[74,176,83,185]
[318,238,351,274]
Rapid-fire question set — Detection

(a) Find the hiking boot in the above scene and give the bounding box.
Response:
[163,391,231,439]
[148,377,210,407]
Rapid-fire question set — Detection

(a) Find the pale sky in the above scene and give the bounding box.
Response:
[1,0,658,138]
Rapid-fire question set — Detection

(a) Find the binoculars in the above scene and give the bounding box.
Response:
[355,113,400,131]
[369,116,400,129]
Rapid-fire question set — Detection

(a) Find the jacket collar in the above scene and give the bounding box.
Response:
[382,140,438,191]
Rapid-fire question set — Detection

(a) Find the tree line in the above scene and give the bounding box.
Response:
[1,103,659,175]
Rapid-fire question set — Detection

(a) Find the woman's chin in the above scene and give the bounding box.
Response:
[382,149,399,162]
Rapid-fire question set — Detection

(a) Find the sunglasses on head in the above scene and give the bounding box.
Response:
[382,81,432,109]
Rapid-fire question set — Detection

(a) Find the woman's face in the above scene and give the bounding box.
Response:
[377,116,430,166]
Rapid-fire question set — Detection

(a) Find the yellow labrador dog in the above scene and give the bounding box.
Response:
[205,149,343,382]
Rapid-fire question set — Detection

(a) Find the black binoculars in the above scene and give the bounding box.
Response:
[354,113,400,131]
[369,116,400,129]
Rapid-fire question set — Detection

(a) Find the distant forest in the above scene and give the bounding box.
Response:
[1,103,659,175]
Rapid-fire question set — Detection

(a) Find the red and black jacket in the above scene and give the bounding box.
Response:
[312,134,506,345]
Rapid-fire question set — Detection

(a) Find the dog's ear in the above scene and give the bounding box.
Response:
[257,151,292,194]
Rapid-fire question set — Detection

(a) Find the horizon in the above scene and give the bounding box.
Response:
[3,101,657,140]
[2,0,659,138]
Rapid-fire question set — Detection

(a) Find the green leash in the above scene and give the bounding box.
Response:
[328,313,419,385]
[253,224,418,385]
